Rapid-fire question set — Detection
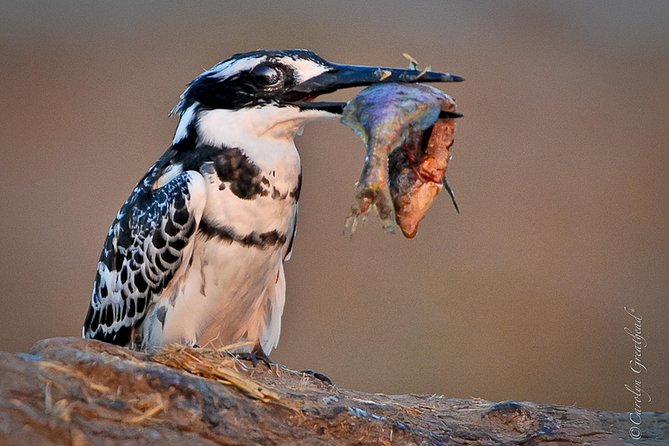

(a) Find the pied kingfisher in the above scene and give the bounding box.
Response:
[82,49,462,358]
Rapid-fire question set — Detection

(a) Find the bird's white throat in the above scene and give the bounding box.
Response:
[174,104,337,149]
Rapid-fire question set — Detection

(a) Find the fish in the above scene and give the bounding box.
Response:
[341,83,460,238]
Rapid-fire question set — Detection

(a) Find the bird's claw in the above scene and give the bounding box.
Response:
[301,368,334,385]
[233,346,273,369]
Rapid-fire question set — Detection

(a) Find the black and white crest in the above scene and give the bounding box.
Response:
[174,49,332,113]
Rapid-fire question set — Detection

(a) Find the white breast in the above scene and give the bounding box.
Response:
[143,108,306,350]
[158,234,285,348]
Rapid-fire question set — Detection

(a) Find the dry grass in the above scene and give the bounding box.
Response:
[37,360,169,425]
[31,343,297,430]
[148,344,297,411]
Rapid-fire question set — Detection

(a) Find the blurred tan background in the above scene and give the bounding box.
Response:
[1,1,667,412]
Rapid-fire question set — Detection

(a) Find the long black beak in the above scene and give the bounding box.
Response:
[283,63,463,113]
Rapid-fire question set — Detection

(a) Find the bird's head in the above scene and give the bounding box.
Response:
[172,49,462,147]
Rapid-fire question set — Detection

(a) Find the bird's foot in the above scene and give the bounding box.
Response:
[300,369,334,386]
[232,344,273,369]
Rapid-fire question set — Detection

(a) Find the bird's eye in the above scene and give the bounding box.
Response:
[250,64,283,87]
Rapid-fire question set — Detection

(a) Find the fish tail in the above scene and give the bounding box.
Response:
[442,177,460,214]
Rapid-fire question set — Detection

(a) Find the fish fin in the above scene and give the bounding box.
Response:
[442,177,460,214]
[439,111,464,119]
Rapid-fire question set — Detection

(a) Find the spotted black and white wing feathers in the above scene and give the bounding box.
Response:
[83,158,206,346]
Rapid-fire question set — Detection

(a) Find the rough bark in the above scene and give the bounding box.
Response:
[0,338,666,445]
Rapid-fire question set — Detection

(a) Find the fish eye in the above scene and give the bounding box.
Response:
[250,63,283,87]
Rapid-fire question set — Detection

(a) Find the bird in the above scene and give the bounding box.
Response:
[82,49,462,359]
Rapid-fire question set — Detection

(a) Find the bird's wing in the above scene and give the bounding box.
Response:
[83,169,207,346]
[283,203,298,261]
[244,263,287,355]
[260,263,287,355]
[283,172,301,262]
